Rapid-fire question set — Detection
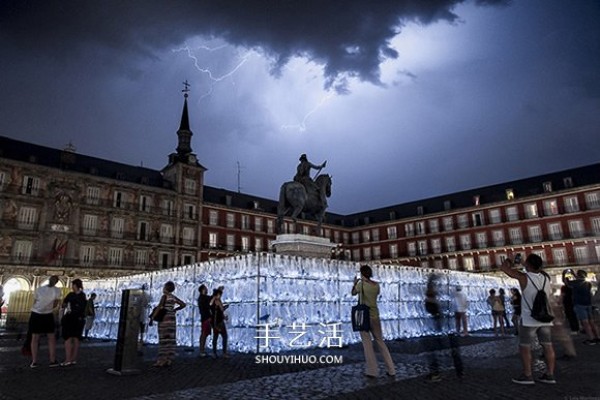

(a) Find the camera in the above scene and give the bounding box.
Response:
[514,253,522,264]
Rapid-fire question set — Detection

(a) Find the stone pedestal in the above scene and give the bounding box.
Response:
[271,234,336,259]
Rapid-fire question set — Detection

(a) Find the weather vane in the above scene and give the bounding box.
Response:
[182,80,191,98]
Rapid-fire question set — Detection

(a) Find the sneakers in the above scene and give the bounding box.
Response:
[583,340,596,346]
[537,374,556,384]
[425,373,442,383]
[199,352,207,358]
[49,361,60,368]
[512,374,534,385]
[29,362,39,369]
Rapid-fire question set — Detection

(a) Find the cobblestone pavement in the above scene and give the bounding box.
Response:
[0,329,598,400]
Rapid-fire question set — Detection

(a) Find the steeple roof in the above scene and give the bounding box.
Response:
[179,96,190,132]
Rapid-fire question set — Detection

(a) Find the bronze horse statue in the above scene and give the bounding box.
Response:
[277,174,332,235]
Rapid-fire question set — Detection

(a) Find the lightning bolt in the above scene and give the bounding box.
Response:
[172,44,253,99]
[281,91,336,133]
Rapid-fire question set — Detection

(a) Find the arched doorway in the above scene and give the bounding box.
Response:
[2,277,31,306]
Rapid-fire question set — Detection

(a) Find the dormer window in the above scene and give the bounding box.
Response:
[563,177,573,189]
[543,181,552,193]
[506,189,515,200]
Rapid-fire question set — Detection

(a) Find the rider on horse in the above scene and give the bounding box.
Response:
[294,154,327,195]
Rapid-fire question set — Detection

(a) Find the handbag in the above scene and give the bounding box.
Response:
[150,306,166,322]
[351,282,371,332]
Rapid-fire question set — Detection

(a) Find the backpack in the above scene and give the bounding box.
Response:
[525,274,554,323]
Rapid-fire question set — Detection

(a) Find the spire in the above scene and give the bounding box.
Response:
[176,80,193,155]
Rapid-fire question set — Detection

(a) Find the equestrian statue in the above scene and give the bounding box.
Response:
[277,154,332,235]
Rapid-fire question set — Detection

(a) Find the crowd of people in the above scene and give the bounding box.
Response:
[20,257,600,386]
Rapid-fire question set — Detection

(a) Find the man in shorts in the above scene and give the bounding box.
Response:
[29,276,62,368]
[500,254,556,385]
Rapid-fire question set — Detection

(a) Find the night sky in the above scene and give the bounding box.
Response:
[1,0,599,214]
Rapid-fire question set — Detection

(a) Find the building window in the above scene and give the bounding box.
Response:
[302,225,310,235]
[463,257,475,271]
[592,217,600,235]
[343,233,349,245]
[528,225,543,242]
[416,221,426,235]
[489,209,501,224]
[472,212,484,227]
[492,230,505,247]
[334,231,341,243]
[139,195,151,212]
[431,238,441,254]
[460,234,471,250]
[457,214,469,229]
[428,219,439,233]
[13,240,33,262]
[267,220,275,234]
[420,260,430,268]
[135,250,148,267]
[162,199,174,216]
[506,206,519,222]
[417,206,424,216]
[495,253,507,266]
[445,236,456,252]
[182,254,194,265]
[255,217,263,232]
[82,214,98,236]
[209,232,218,248]
[448,258,458,270]
[506,189,515,200]
[226,234,235,251]
[352,249,360,261]
[86,186,100,205]
[417,240,428,256]
[509,227,522,244]
[387,226,397,240]
[543,199,559,216]
[585,192,600,209]
[362,230,371,242]
[0,171,6,191]
[476,232,487,248]
[434,259,443,269]
[352,232,360,244]
[241,236,250,252]
[108,247,123,266]
[226,213,235,228]
[80,246,95,266]
[532,249,547,262]
[371,229,379,242]
[479,255,491,270]
[17,207,38,230]
[209,210,219,226]
[443,217,454,231]
[444,200,452,211]
[255,238,263,252]
[389,244,398,258]
[574,246,589,265]
[552,248,568,266]
[22,175,41,196]
[160,224,173,243]
[524,203,538,219]
[543,181,553,193]
[564,196,580,213]
[241,215,250,230]
[111,217,124,239]
[182,227,195,246]
[113,191,124,208]
[405,223,415,237]
[407,242,417,257]
[159,252,171,269]
[137,221,148,240]
[563,177,573,188]
[568,220,584,238]
[548,223,563,241]
[184,178,196,195]
[185,204,197,220]
[373,246,381,260]
[363,247,372,261]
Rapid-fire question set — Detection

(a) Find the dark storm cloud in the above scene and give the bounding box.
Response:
[0,0,508,91]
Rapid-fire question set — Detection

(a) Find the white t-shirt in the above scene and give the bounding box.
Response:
[454,291,468,313]
[521,271,554,327]
[32,285,61,314]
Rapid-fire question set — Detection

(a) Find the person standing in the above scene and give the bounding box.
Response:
[60,279,87,366]
[564,270,600,344]
[510,288,522,335]
[210,288,230,358]
[487,289,505,336]
[84,293,96,340]
[500,254,556,385]
[29,276,62,368]
[453,286,469,336]
[560,282,579,335]
[138,284,151,352]
[352,265,395,378]
[197,284,212,357]
[153,281,186,367]
[499,288,511,328]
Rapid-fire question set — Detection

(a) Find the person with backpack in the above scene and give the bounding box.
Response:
[500,253,556,385]
[563,269,600,345]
